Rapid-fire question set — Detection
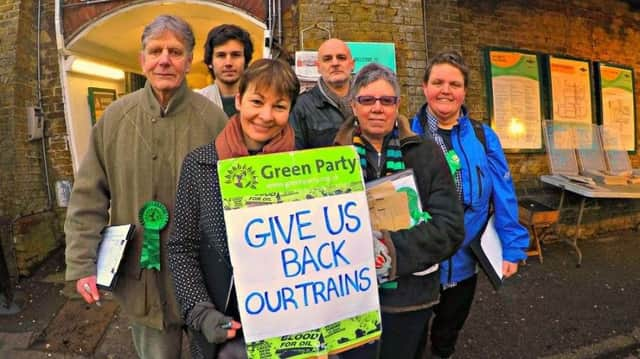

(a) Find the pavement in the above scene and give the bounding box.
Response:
[0,232,639,359]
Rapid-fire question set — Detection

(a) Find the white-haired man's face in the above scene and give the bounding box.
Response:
[140,30,192,103]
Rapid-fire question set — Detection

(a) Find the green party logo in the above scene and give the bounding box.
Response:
[224,163,259,189]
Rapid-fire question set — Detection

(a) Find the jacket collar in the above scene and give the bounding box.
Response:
[411,103,470,135]
[142,80,190,117]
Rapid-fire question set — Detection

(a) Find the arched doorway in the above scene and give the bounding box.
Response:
[57,0,266,171]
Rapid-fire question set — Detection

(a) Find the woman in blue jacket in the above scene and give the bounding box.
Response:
[410,51,530,359]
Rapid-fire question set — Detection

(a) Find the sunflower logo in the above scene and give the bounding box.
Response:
[224,163,258,189]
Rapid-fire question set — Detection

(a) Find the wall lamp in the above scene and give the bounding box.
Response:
[65,56,125,80]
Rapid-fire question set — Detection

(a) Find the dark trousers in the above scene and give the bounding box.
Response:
[379,308,433,359]
[430,274,478,358]
[337,340,379,359]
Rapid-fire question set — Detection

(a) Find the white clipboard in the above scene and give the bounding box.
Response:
[96,224,134,290]
[470,215,503,290]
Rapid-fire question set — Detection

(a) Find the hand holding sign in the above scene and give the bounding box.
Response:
[202,309,242,344]
[218,146,381,356]
[372,230,391,283]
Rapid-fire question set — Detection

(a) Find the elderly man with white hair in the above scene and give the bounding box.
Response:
[64,14,227,358]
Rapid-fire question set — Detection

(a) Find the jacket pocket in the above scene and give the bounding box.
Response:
[113,274,147,316]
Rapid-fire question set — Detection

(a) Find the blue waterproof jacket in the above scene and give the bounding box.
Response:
[411,104,529,284]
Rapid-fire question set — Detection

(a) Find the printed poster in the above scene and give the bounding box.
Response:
[218,146,381,358]
[598,64,635,151]
[549,56,593,124]
[295,51,320,82]
[488,50,542,150]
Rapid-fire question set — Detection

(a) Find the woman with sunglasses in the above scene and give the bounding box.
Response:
[334,63,464,359]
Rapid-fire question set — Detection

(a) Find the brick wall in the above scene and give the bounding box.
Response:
[286,0,640,237]
[445,0,640,236]
[1,0,68,277]
[284,0,427,116]
[0,0,20,220]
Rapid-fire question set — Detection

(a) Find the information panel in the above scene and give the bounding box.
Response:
[597,63,636,152]
[548,56,594,124]
[486,49,543,151]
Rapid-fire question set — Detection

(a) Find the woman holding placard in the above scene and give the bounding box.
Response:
[168,58,300,359]
[334,62,464,359]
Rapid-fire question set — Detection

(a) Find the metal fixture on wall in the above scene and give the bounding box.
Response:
[36,0,53,210]
[299,23,331,50]
[265,0,286,59]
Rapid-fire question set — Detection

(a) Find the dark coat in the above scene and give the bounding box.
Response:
[335,117,465,312]
[168,143,235,359]
[289,85,347,149]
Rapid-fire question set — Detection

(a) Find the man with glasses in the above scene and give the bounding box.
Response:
[64,15,227,358]
[289,38,355,149]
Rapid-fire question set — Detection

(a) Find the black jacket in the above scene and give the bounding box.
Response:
[289,85,347,149]
[168,143,236,359]
[334,119,464,312]
[380,134,464,312]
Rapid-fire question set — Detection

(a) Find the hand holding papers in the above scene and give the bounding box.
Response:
[365,169,438,278]
[470,215,504,290]
[96,224,135,290]
[372,230,393,284]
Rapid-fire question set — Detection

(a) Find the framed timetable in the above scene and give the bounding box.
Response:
[484,48,544,152]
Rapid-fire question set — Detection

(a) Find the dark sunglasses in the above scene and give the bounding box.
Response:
[355,95,399,106]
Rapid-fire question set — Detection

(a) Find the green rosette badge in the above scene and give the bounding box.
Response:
[138,201,169,271]
[445,149,461,176]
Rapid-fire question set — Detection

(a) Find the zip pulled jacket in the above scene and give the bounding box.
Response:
[411,104,529,284]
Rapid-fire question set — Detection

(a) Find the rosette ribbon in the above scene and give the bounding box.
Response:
[138,201,169,270]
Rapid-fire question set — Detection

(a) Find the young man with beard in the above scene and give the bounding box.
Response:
[197,24,254,117]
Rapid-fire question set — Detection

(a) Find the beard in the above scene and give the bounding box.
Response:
[217,75,240,86]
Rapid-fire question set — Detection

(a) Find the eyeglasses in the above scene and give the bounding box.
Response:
[355,95,399,106]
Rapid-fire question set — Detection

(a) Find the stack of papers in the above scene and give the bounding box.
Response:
[561,174,596,186]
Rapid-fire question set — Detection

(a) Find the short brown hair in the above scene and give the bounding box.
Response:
[238,59,300,108]
[423,51,469,88]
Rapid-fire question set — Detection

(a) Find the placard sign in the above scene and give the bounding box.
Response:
[218,146,381,358]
